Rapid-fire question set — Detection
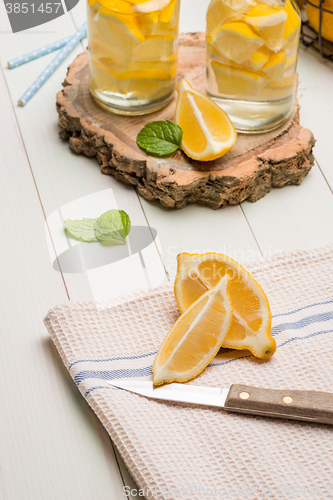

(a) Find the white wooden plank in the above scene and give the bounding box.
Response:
[139,201,262,281]
[0,6,166,302]
[297,45,333,190]
[0,8,164,498]
[0,62,124,500]
[241,161,333,254]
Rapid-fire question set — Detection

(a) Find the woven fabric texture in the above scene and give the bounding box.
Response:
[44,245,333,500]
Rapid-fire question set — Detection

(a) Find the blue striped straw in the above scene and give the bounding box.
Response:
[18,22,87,107]
[8,31,87,69]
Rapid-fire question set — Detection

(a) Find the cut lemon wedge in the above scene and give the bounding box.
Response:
[208,21,265,64]
[211,61,268,98]
[282,0,301,47]
[206,0,241,36]
[245,3,287,51]
[223,0,256,13]
[175,79,237,162]
[94,10,145,51]
[153,276,233,385]
[131,35,175,61]
[262,49,286,82]
[174,252,276,359]
[245,45,270,70]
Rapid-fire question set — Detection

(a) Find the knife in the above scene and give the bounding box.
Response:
[107,380,333,425]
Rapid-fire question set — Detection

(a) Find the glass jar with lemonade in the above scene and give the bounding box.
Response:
[206,0,301,133]
[87,0,180,115]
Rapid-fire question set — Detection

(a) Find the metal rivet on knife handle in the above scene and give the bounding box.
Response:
[225,384,333,425]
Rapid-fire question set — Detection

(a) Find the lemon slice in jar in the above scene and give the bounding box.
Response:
[245,3,287,52]
[211,60,268,97]
[262,49,287,82]
[208,21,265,64]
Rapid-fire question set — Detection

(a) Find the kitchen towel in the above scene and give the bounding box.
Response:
[44,244,333,500]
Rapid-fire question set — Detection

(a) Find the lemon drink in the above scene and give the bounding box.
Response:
[206,0,301,133]
[87,0,180,115]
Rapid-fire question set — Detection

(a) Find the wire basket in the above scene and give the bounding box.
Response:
[301,0,333,59]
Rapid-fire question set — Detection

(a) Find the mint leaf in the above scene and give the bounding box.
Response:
[64,218,98,242]
[94,210,131,244]
[136,120,183,157]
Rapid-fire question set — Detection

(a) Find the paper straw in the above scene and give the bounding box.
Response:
[18,22,87,107]
[8,31,87,69]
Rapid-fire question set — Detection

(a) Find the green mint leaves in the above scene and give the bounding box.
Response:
[136,120,183,157]
[64,210,131,245]
[94,210,131,244]
[64,218,98,243]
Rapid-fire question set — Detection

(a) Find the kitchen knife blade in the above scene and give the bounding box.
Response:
[107,380,333,425]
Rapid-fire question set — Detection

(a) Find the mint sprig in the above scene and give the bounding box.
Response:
[136,120,183,157]
[94,210,131,244]
[64,209,131,244]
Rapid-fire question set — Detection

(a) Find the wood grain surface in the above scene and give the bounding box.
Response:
[225,384,333,424]
[56,33,315,209]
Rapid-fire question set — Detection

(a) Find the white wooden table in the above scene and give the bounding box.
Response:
[1,1,333,498]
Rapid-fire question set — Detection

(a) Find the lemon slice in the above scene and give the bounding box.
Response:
[174,252,276,359]
[262,49,286,82]
[245,45,270,70]
[245,3,287,51]
[282,0,301,47]
[211,61,268,98]
[206,0,241,36]
[175,79,237,162]
[131,0,171,13]
[97,0,135,14]
[131,35,175,61]
[159,0,176,22]
[116,68,172,98]
[93,10,145,52]
[89,38,129,67]
[89,60,119,93]
[153,276,233,385]
[223,0,256,13]
[208,21,264,64]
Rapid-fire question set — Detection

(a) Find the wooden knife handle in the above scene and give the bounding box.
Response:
[225,384,333,425]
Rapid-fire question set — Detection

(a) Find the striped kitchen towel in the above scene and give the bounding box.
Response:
[44,244,333,500]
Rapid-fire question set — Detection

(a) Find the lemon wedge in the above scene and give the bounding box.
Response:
[175,79,237,162]
[174,252,276,359]
[211,61,268,98]
[153,276,233,385]
[93,10,145,53]
[131,0,171,13]
[206,0,241,36]
[245,45,270,70]
[282,0,301,47]
[131,35,175,61]
[208,21,265,64]
[245,3,287,51]
[262,49,286,82]
[224,0,256,13]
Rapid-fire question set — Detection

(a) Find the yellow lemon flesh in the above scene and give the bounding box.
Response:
[206,0,241,36]
[153,276,233,385]
[208,21,265,64]
[245,3,288,51]
[175,79,237,161]
[306,0,333,43]
[211,61,268,98]
[261,49,287,82]
[174,252,276,359]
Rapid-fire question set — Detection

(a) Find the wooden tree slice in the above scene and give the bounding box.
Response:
[56,32,315,209]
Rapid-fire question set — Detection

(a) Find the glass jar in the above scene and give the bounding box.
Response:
[87,0,180,115]
[206,0,301,133]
